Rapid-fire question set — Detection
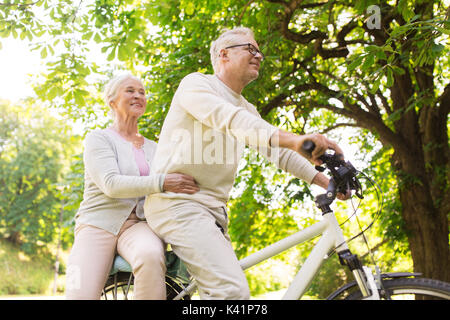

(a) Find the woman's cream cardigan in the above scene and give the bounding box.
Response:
[75,128,165,235]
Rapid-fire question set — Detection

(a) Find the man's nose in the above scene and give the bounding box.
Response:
[254,52,264,61]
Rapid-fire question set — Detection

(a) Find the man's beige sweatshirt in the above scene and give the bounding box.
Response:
[146,72,318,209]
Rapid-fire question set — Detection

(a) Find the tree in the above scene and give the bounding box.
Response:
[0,100,81,254]
[1,0,448,282]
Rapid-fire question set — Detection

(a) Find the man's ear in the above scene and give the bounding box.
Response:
[219,48,228,60]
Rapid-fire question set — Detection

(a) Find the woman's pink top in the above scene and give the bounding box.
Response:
[107,128,150,176]
[133,147,150,176]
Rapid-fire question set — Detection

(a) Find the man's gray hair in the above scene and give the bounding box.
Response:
[210,27,255,73]
[103,73,141,119]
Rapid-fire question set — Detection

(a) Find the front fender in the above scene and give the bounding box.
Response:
[326,272,422,300]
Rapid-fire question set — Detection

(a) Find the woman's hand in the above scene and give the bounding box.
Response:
[163,173,200,194]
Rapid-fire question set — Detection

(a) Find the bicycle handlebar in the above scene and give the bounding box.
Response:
[301,140,363,199]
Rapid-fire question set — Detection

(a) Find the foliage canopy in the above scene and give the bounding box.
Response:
[1,0,449,292]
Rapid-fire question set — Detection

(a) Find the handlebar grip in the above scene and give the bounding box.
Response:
[301,140,316,157]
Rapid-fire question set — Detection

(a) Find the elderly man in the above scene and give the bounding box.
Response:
[144,27,347,299]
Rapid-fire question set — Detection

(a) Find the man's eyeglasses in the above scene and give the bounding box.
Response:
[224,43,265,61]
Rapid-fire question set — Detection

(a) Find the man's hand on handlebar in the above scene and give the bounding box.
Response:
[312,172,352,201]
[336,189,352,201]
[304,137,363,203]
[298,133,344,165]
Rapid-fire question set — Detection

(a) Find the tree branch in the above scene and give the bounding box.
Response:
[261,91,289,117]
[266,0,328,10]
[260,81,341,117]
[376,89,393,115]
[237,0,256,25]
[320,122,360,134]
[261,80,409,158]
[314,39,349,59]
[267,0,328,43]
[314,103,355,119]
[366,91,382,118]
[270,0,352,59]
[336,20,358,46]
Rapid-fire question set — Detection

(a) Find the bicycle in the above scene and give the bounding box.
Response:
[102,140,450,300]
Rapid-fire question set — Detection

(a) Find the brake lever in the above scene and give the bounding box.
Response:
[315,165,326,172]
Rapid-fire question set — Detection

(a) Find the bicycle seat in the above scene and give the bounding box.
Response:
[108,251,190,283]
[109,255,132,275]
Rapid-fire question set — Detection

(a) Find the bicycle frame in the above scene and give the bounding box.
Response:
[174,210,363,300]
[240,211,349,300]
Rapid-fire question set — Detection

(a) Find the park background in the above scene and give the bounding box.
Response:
[0,0,448,299]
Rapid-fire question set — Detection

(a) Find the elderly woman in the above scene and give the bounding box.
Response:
[65,74,199,300]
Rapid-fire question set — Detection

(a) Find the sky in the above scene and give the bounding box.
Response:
[0,37,43,102]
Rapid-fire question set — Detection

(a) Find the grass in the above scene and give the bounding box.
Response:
[0,239,66,296]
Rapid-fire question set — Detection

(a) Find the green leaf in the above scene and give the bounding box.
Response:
[391,66,405,75]
[347,55,364,71]
[410,14,421,23]
[107,47,116,61]
[74,90,85,106]
[65,91,73,103]
[376,50,387,60]
[387,108,403,122]
[118,44,128,61]
[383,45,394,52]
[40,47,47,59]
[47,86,59,100]
[82,31,93,41]
[398,0,415,21]
[435,26,450,35]
[386,67,394,87]
[94,32,102,42]
[369,77,380,94]
[361,54,375,71]
[185,2,195,15]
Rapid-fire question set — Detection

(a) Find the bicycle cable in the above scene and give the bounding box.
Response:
[326,170,384,258]
[293,168,384,260]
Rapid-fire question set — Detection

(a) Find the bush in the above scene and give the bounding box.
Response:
[0,239,54,295]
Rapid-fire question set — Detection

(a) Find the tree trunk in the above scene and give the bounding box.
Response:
[393,152,450,283]
[388,27,449,282]
[6,231,21,245]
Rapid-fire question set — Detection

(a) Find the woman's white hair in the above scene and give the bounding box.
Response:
[103,73,141,119]
[209,27,255,73]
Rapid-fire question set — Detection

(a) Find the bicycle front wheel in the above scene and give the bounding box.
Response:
[346,277,450,300]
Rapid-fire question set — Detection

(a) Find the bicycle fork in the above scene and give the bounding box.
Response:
[338,250,383,300]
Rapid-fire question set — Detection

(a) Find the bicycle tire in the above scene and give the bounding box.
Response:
[102,273,191,300]
[345,277,450,300]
